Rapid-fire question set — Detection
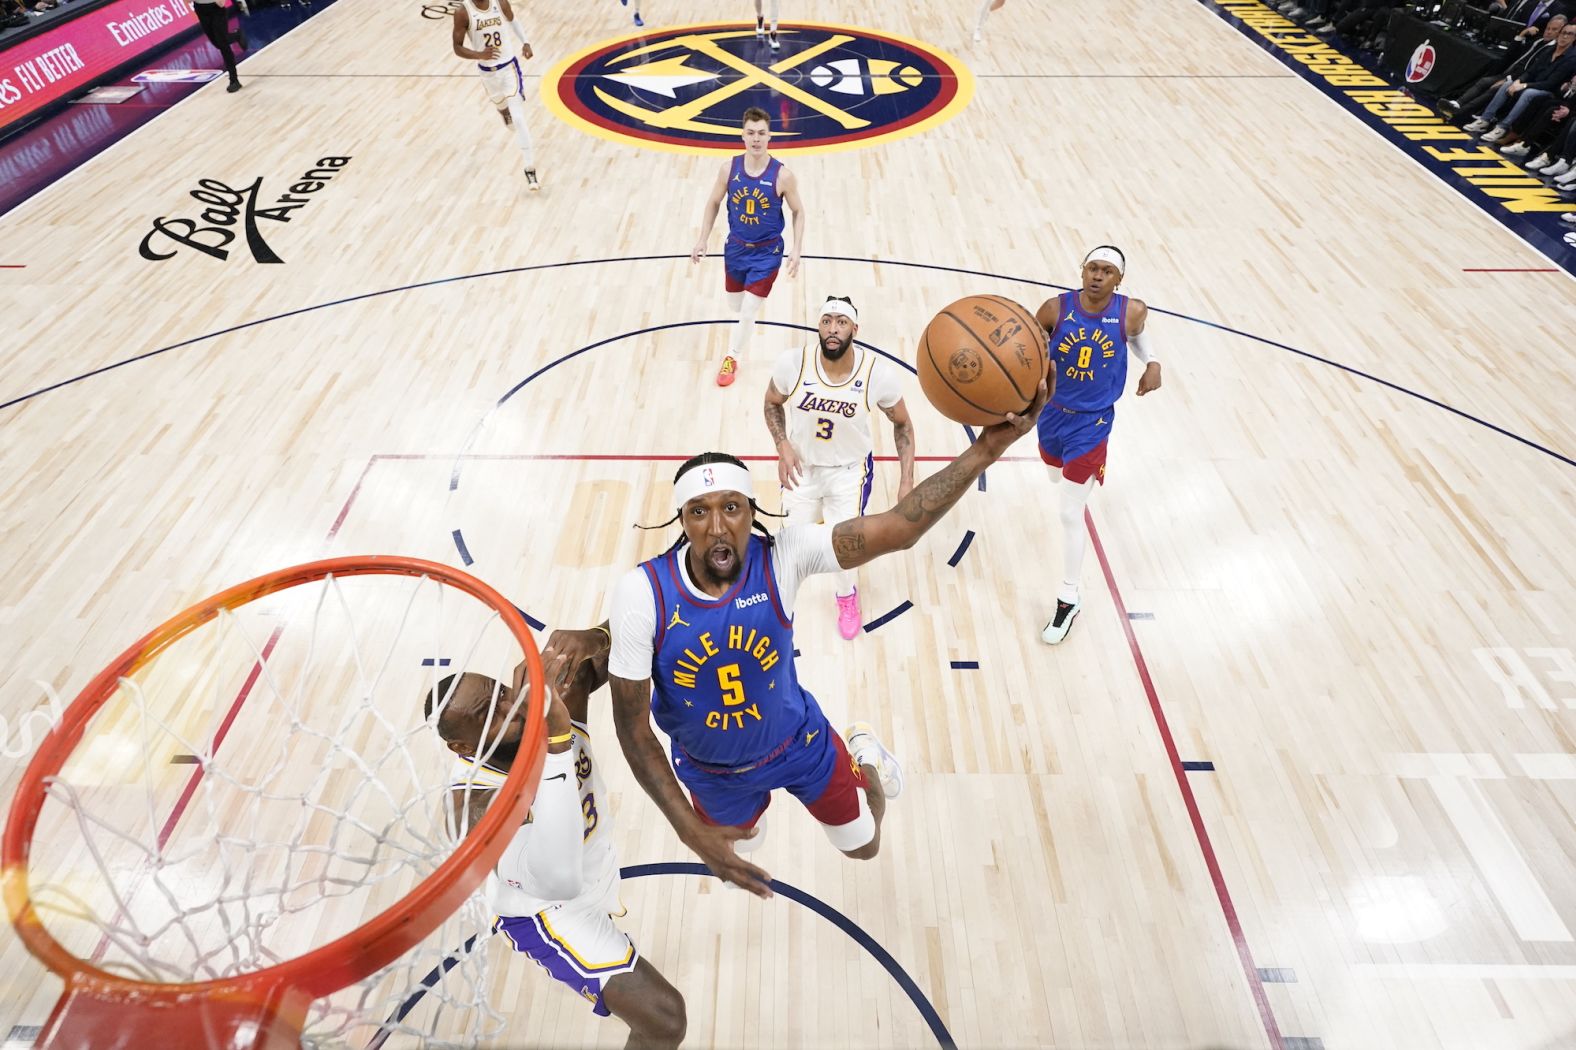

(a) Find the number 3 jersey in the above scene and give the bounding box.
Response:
[770,342,903,468]
[450,723,619,918]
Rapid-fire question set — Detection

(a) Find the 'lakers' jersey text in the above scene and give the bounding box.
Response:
[463,0,508,66]
[771,342,903,468]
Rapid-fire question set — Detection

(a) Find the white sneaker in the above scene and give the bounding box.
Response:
[1542,159,1571,177]
[1040,598,1082,644]
[1464,118,1490,132]
[1502,141,1531,157]
[768,31,779,51]
[524,168,540,191]
[845,722,903,800]
[1482,126,1508,143]
[1526,153,1553,170]
[1561,212,1576,224]
[1556,167,1576,186]
[755,18,764,38]
[1565,231,1576,248]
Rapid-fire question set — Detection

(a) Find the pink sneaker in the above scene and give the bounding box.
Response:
[836,589,860,640]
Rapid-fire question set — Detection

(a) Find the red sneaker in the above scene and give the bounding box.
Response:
[716,354,738,387]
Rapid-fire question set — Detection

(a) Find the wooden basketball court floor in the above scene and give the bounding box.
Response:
[1,0,1573,1047]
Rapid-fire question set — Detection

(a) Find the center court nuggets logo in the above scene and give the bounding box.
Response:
[543,22,974,154]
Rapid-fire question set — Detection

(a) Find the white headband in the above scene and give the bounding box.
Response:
[1084,247,1125,273]
[819,298,858,323]
[674,461,754,512]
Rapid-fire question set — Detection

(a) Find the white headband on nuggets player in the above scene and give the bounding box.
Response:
[674,462,755,514]
[1084,247,1125,273]
[820,298,858,323]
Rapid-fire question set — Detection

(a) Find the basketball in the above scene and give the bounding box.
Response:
[917,295,1047,426]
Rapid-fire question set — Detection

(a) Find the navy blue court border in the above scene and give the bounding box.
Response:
[1195,0,1576,274]
[2,254,1571,472]
[365,862,957,1050]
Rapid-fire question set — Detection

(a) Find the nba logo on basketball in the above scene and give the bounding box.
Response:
[1406,42,1436,84]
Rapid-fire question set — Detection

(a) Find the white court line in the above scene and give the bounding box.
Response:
[1356,964,1576,980]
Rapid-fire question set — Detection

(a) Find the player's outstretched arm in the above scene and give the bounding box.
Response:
[830,380,1047,570]
[609,675,775,898]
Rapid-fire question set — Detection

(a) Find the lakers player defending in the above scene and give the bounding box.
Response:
[426,638,686,1048]
[607,386,1046,897]
[451,0,540,190]
[763,296,915,639]
[690,107,806,388]
[1034,246,1162,645]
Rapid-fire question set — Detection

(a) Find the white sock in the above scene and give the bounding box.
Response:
[975,0,993,32]
[769,0,779,29]
[1055,473,1096,604]
[504,97,534,168]
[734,291,764,356]
[835,572,855,598]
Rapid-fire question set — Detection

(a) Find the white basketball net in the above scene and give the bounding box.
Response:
[22,570,536,1049]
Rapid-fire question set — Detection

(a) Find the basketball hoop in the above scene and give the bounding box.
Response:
[2,556,545,1049]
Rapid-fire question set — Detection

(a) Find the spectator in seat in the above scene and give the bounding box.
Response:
[1502,75,1575,159]
[1466,22,1576,141]
[1443,14,1567,118]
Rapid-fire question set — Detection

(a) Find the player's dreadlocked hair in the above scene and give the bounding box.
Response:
[637,451,783,552]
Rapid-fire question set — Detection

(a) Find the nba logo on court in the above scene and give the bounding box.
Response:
[543,22,974,154]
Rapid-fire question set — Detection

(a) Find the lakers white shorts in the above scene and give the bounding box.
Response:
[495,898,638,1016]
[783,454,874,527]
[477,56,523,108]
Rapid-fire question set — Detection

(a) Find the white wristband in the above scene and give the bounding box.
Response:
[1131,328,1158,366]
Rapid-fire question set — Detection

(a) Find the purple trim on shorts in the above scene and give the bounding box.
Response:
[495,913,630,1017]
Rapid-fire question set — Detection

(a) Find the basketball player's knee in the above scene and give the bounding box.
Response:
[648,986,687,1044]
[1057,497,1082,532]
[841,837,880,861]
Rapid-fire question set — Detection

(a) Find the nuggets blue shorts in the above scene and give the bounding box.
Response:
[672,700,867,829]
[1036,403,1115,484]
[723,236,784,296]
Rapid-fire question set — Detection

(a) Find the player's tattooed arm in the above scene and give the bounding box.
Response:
[764,387,789,447]
[831,381,1048,570]
[765,382,803,490]
[881,398,917,501]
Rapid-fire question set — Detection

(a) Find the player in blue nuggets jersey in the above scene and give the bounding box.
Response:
[607,390,1047,897]
[691,107,807,389]
[1034,246,1163,644]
